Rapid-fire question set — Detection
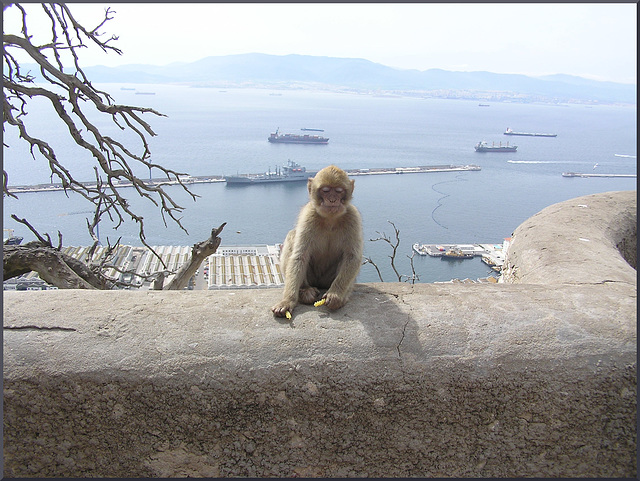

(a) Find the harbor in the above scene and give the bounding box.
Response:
[412,240,510,273]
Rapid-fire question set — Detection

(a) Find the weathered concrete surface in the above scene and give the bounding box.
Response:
[502,190,637,285]
[3,191,637,478]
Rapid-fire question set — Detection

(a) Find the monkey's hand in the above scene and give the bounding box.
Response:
[322,292,347,311]
[272,300,296,319]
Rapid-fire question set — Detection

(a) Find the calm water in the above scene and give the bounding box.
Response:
[3,85,637,283]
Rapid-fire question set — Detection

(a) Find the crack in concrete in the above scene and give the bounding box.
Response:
[4,325,77,332]
[394,291,414,383]
[563,280,636,288]
[395,317,411,384]
[396,317,409,359]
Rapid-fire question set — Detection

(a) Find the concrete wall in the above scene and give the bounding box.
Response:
[3,191,636,477]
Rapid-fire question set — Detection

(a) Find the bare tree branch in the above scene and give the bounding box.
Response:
[3,3,199,267]
[3,245,101,289]
[401,252,420,284]
[2,5,230,291]
[362,256,384,282]
[367,221,420,283]
[163,223,226,290]
[369,220,403,282]
[10,214,56,248]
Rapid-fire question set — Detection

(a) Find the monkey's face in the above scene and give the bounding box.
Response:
[317,185,347,217]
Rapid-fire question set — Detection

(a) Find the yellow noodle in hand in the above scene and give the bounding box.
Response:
[314,298,326,307]
[285,311,292,319]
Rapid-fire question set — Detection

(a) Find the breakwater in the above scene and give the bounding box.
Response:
[562,172,636,178]
[6,165,480,194]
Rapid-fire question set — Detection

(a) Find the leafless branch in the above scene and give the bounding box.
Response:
[362,256,384,282]
[400,252,420,284]
[369,220,403,282]
[3,3,198,267]
[367,221,420,283]
[10,214,56,248]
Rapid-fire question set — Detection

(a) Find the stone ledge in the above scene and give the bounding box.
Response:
[3,191,637,477]
[502,190,636,285]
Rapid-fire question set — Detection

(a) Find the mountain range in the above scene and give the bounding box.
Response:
[27,53,637,104]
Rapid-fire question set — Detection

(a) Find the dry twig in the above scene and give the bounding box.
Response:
[3,4,198,267]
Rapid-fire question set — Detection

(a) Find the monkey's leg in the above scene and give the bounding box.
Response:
[299,286,320,304]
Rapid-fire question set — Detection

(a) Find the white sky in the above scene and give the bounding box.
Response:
[3,2,637,84]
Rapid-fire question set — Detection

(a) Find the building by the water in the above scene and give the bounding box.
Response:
[3,244,284,291]
[208,245,284,289]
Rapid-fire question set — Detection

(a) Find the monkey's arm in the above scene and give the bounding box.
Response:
[323,249,361,310]
[323,212,363,310]
[272,228,312,318]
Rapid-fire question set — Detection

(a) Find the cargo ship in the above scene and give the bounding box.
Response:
[268,128,329,144]
[475,141,517,153]
[504,127,557,137]
[225,160,317,185]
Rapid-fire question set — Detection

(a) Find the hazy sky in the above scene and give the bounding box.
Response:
[4,2,637,84]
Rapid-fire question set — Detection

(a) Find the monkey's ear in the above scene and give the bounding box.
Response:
[307,176,315,194]
[349,179,355,194]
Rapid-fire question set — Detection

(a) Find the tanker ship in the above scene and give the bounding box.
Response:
[268,128,329,144]
[474,141,517,152]
[504,127,557,137]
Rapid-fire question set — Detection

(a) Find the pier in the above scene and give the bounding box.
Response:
[562,172,636,178]
[412,241,509,272]
[345,164,480,176]
[6,165,480,194]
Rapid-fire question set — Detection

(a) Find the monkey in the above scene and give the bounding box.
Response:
[272,165,363,318]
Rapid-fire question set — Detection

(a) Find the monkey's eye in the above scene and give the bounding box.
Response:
[335,187,344,193]
[322,187,331,193]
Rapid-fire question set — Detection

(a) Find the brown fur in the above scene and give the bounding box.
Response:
[272,165,363,318]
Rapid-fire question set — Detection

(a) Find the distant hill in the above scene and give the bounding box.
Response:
[22,53,636,104]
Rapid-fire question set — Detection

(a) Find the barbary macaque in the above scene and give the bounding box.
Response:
[272,165,363,318]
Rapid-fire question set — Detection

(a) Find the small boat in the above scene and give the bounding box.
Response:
[504,127,557,137]
[3,229,23,245]
[412,243,429,256]
[475,141,517,153]
[442,248,474,259]
[3,236,23,245]
[301,128,324,132]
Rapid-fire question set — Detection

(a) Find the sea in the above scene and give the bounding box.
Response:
[3,84,637,283]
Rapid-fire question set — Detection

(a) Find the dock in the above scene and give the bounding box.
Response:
[412,241,510,272]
